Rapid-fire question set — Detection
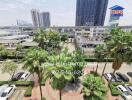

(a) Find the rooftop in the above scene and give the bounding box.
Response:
[0,30,12,35]
[0,35,29,40]
[0,40,21,44]
[110,5,124,10]
[21,41,38,47]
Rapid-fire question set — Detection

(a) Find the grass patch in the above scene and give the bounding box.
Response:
[109,83,121,96]
[42,97,46,100]
[90,71,100,77]
[24,86,33,97]
[41,80,45,86]
[0,81,34,87]
[14,81,34,86]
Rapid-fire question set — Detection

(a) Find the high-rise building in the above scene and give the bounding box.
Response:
[76,0,108,26]
[40,12,51,28]
[31,9,41,27]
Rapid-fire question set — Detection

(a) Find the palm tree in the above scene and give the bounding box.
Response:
[71,50,85,84]
[34,29,47,49]
[94,45,106,73]
[105,28,132,75]
[82,74,107,100]
[1,60,17,80]
[23,47,48,100]
[47,30,61,49]
[16,44,23,51]
[0,45,8,58]
[34,29,61,53]
[61,33,68,43]
[47,30,62,54]
[47,49,74,100]
[101,60,108,77]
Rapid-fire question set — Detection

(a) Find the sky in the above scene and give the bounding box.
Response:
[0,0,132,26]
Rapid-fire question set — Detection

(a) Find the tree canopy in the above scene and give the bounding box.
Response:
[82,74,107,100]
[1,60,17,79]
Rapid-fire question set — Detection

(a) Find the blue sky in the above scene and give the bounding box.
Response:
[0,0,132,26]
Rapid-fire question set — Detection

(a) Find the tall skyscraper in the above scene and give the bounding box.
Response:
[31,9,41,27]
[40,12,51,28]
[76,0,108,26]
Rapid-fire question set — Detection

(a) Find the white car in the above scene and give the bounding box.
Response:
[104,73,115,82]
[0,85,8,96]
[0,85,16,100]
[125,84,132,96]
[117,85,132,100]
[20,72,30,80]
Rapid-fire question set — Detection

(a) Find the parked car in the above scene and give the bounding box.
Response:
[113,74,123,82]
[20,72,30,80]
[0,85,16,100]
[117,85,132,100]
[11,72,24,81]
[104,73,116,82]
[0,85,8,96]
[116,72,129,82]
[125,84,132,96]
[0,58,4,61]
[127,72,132,78]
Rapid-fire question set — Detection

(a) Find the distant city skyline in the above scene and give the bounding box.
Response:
[0,0,132,26]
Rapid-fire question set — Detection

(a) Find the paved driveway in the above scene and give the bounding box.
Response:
[0,64,10,81]
[9,87,26,100]
[89,62,132,82]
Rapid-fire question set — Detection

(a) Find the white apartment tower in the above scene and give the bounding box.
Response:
[31,9,41,28]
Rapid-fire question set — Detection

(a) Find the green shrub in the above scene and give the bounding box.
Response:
[41,81,45,86]
[90,71,99,76]
[0,81,12,85]
[109,83,121,96]
[14,81,34,87]
[109,82,132,96]
[42,97,46,100]
[24,86,33,97]
[84,58,113,62]
[0,81,34,87]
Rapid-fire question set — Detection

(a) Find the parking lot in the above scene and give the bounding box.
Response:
[0,63,31,100]
[86,62,132,82]
[0,62,131,100]
[9,87,26,100]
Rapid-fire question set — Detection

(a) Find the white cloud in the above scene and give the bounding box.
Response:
[0,8,9,11]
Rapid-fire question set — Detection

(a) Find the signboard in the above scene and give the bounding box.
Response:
[110,5,124,17]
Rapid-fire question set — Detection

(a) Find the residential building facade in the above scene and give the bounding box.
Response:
[51,26,132,55]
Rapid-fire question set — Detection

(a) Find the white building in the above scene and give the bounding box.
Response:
[31,9,41,28]
[51,26,132,55]
[0,29,31,49]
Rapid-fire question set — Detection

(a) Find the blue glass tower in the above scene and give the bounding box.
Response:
[76,0,108,26]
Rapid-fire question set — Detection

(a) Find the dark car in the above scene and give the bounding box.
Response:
[0,57,4,61]
[116,72,129,82]
[113,74,123,82]
[12,72,24,81]
[127,72,132,78]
